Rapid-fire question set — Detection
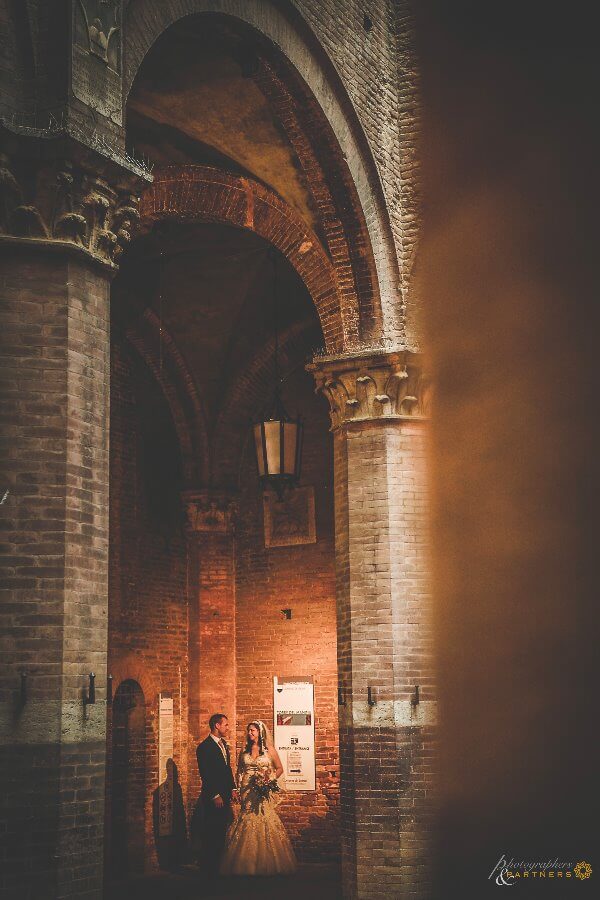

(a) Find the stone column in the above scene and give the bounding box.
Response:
[182,490,237,799]
[0,142,143,899]
[309,350,435,900]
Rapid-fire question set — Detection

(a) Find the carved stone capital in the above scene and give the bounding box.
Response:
[0,145,144,269]
[181,490,237,535]
[307,349,431,431]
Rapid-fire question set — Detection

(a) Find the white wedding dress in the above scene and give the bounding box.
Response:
[220,750,297,876]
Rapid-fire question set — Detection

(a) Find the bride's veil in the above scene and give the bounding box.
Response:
[251,719,272,750]
[250,719,285,790]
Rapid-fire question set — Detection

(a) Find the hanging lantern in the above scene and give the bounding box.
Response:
[253,388,303,500]
[253,248,303,500]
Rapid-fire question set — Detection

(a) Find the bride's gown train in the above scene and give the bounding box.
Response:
[220,751,297,876]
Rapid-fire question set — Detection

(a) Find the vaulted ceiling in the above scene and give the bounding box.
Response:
[114,223,320,427]
[127,15,319,233]
[118,15,323,438]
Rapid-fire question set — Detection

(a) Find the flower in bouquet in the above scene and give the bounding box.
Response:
[248,770,281,801]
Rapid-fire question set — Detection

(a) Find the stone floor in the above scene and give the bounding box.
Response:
[105,863,343,900]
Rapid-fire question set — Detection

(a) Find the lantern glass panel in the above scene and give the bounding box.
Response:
[264,420,282,474]
[283,422,298,475]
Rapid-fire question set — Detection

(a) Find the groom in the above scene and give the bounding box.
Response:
[196,713,238,876]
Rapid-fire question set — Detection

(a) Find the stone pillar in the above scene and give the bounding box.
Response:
[309,351,435,900]
[182,490,237,798]
[0,142,143,899]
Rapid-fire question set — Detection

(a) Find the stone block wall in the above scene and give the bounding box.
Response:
[0,247,112,899]
[309,348,434,899]
[334,417,435,898]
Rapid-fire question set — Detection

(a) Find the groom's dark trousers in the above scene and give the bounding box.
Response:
[196,736,236,876]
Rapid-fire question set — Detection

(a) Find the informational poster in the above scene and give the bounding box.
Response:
[158,694,174,835]
[158,694,174,780]
[273,676,316,791]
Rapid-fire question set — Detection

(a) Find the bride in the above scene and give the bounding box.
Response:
[220,720,297,876]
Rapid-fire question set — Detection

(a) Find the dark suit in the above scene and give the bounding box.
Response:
[196,736,236,874]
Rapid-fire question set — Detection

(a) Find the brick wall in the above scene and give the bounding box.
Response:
[387,424,436,894]
[234,368,340,861]
[186,525,236,808]
[107,338,189,875]
[292,0,418,300]
[328,404,434,899]
[107,339,341,867]
[0,246,112,899]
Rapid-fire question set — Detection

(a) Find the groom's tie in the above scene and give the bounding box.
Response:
[218,739,228,763]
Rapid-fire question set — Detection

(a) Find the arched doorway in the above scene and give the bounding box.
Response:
[108,680,146,880]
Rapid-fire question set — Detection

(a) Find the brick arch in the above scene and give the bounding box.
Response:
[140,166,354,352]
[124,0,401,344]
[109,655,160,706]
[252,55,382,346]
[125,307,210,486]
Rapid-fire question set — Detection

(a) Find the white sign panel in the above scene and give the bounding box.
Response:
[158,694,174,781]
[273,676,316,791]
[158,694,174,835]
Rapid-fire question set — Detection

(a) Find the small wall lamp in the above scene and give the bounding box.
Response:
[411,685,420,708]
[281,608,292,620]
[367,686,377,706]
[107,674,113,705]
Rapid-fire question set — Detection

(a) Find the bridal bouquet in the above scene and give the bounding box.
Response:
[248,770,280,801]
